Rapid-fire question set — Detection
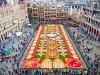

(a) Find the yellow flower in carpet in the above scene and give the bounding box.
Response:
[36,64,40,68]
[25,61,33,67]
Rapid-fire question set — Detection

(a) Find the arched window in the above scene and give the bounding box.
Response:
[96,31,99,37]
[89,26,91,32]
[91,28,93,33]
[94,29,96,35]
[1,35,3,41]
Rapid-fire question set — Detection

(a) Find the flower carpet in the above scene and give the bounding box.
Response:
[20,24,85,69]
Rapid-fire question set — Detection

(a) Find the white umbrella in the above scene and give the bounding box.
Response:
[15,32,23,37]
[27,24,32,26]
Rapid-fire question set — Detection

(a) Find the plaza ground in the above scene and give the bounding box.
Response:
[0,22,100,75]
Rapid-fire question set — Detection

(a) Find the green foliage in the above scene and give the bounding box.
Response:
[36,52,46,60]
[50,58,55,61]
[59,55,65,60]
[59,52,70,61]
[36,54,40,58]
[41,55,46,59]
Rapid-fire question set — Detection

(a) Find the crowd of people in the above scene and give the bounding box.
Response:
[0,25,34,75]
[19,69,91,75]
[64,23,100,75]
[0,21,100,75]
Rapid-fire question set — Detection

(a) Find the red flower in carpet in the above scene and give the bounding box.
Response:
[21,58,40,68]
[65,58,83,68]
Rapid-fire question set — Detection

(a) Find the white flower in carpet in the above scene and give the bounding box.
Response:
[60,52,67,57]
